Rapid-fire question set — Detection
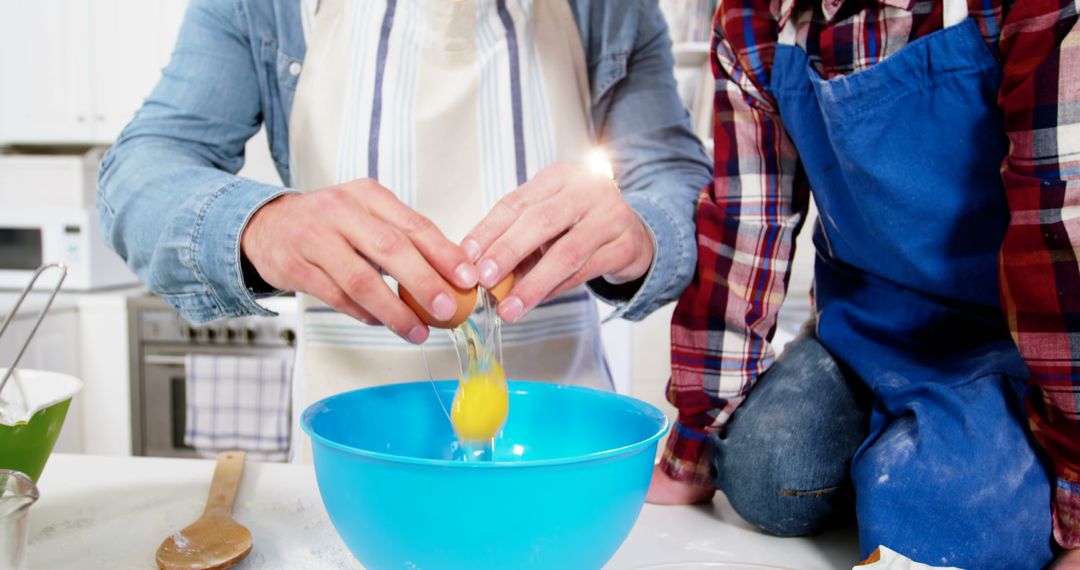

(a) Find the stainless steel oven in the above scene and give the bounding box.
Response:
[128,294,297,458]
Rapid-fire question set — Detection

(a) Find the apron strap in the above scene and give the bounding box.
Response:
[942,0,968,29]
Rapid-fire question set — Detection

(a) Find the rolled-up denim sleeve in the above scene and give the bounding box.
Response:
[585,2,712,322]
[97,0,295,323]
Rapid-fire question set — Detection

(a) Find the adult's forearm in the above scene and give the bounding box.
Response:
[99,138,293,323]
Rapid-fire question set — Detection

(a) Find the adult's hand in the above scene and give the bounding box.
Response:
[1052,549,1080,569]
[241,179,478,344]
[461,161,654,323]
[645,464,716,505]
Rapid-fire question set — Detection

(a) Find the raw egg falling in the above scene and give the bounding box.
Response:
[399,274,514,445]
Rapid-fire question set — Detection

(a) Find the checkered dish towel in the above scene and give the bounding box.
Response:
[184,354,293,462]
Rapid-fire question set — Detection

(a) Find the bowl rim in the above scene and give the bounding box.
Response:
[631,564,795,570]
[301,379,671,468]
[0,368,84,426]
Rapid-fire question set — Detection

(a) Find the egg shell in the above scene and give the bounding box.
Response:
[398,282,477,329]
[488,273,515,303]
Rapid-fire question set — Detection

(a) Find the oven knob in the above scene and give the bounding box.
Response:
[224,327,238,342]
[204,328,217,342]
[279,328,296,345]
[244,327,258,343]
[183,325,197,341]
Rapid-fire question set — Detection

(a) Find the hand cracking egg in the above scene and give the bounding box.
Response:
[399,272,515,449]
[398,283,476,329]
[398,274,515,329]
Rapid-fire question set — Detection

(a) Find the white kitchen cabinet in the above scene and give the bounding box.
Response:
[74,292,133,456]
[89,0,188,143]
[0,0,188,145]
[0,0,94,144]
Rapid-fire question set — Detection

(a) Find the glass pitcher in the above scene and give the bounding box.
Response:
[0,470,38,570]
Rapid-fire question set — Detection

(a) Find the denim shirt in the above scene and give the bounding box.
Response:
[97,0,711,324]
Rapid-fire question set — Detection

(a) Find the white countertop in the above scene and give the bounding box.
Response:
[28,454,860,569]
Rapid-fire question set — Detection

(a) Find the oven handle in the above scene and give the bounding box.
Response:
[144,355,188,367]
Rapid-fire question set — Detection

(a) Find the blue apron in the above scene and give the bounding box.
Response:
[767,18,1054,567]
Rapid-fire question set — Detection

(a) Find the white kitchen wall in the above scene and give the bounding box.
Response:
[238,128,283,186]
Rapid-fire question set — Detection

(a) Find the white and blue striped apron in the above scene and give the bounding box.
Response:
[289,0,613,458]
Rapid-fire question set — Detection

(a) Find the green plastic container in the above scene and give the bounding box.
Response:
[0,369,82,482]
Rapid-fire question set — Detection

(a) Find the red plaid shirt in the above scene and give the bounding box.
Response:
[665,0,1080,548]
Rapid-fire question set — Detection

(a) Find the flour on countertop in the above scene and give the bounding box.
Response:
[28,488,356,568]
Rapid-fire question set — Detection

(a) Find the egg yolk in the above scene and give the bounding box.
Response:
[450,360,509,441]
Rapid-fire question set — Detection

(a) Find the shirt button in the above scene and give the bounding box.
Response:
[288,61,302,76]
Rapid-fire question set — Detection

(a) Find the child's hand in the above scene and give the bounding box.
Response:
[645,464,715,505]
[1052,549,1080,569]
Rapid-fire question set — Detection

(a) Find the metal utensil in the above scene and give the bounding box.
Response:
[0,263,68,396]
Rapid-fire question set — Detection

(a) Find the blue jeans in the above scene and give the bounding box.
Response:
[711,320,1054,569]
[710,320,869,537]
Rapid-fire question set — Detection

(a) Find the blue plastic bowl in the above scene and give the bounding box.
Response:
[302,380,669,569]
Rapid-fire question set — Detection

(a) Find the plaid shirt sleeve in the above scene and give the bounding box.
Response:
[998,0,1080,549]
[660,2,811,486]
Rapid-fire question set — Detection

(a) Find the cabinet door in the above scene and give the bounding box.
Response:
[0,0,94,144]
[90,0,188,143]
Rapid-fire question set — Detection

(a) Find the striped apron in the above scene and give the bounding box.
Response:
[289,0,613,459]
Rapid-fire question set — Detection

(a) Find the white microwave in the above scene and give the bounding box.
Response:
[0,208,138,290]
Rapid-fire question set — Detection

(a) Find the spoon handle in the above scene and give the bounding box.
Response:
[203,451,246,519]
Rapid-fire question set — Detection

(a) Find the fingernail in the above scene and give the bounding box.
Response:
[407,325,429,344]
[462,239,481,262]
[499,296,524,323]
[454,262,478,288]
[478,259,499,287]
[432,293,457,322]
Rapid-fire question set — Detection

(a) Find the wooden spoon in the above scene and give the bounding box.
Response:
[156,451,252,570]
